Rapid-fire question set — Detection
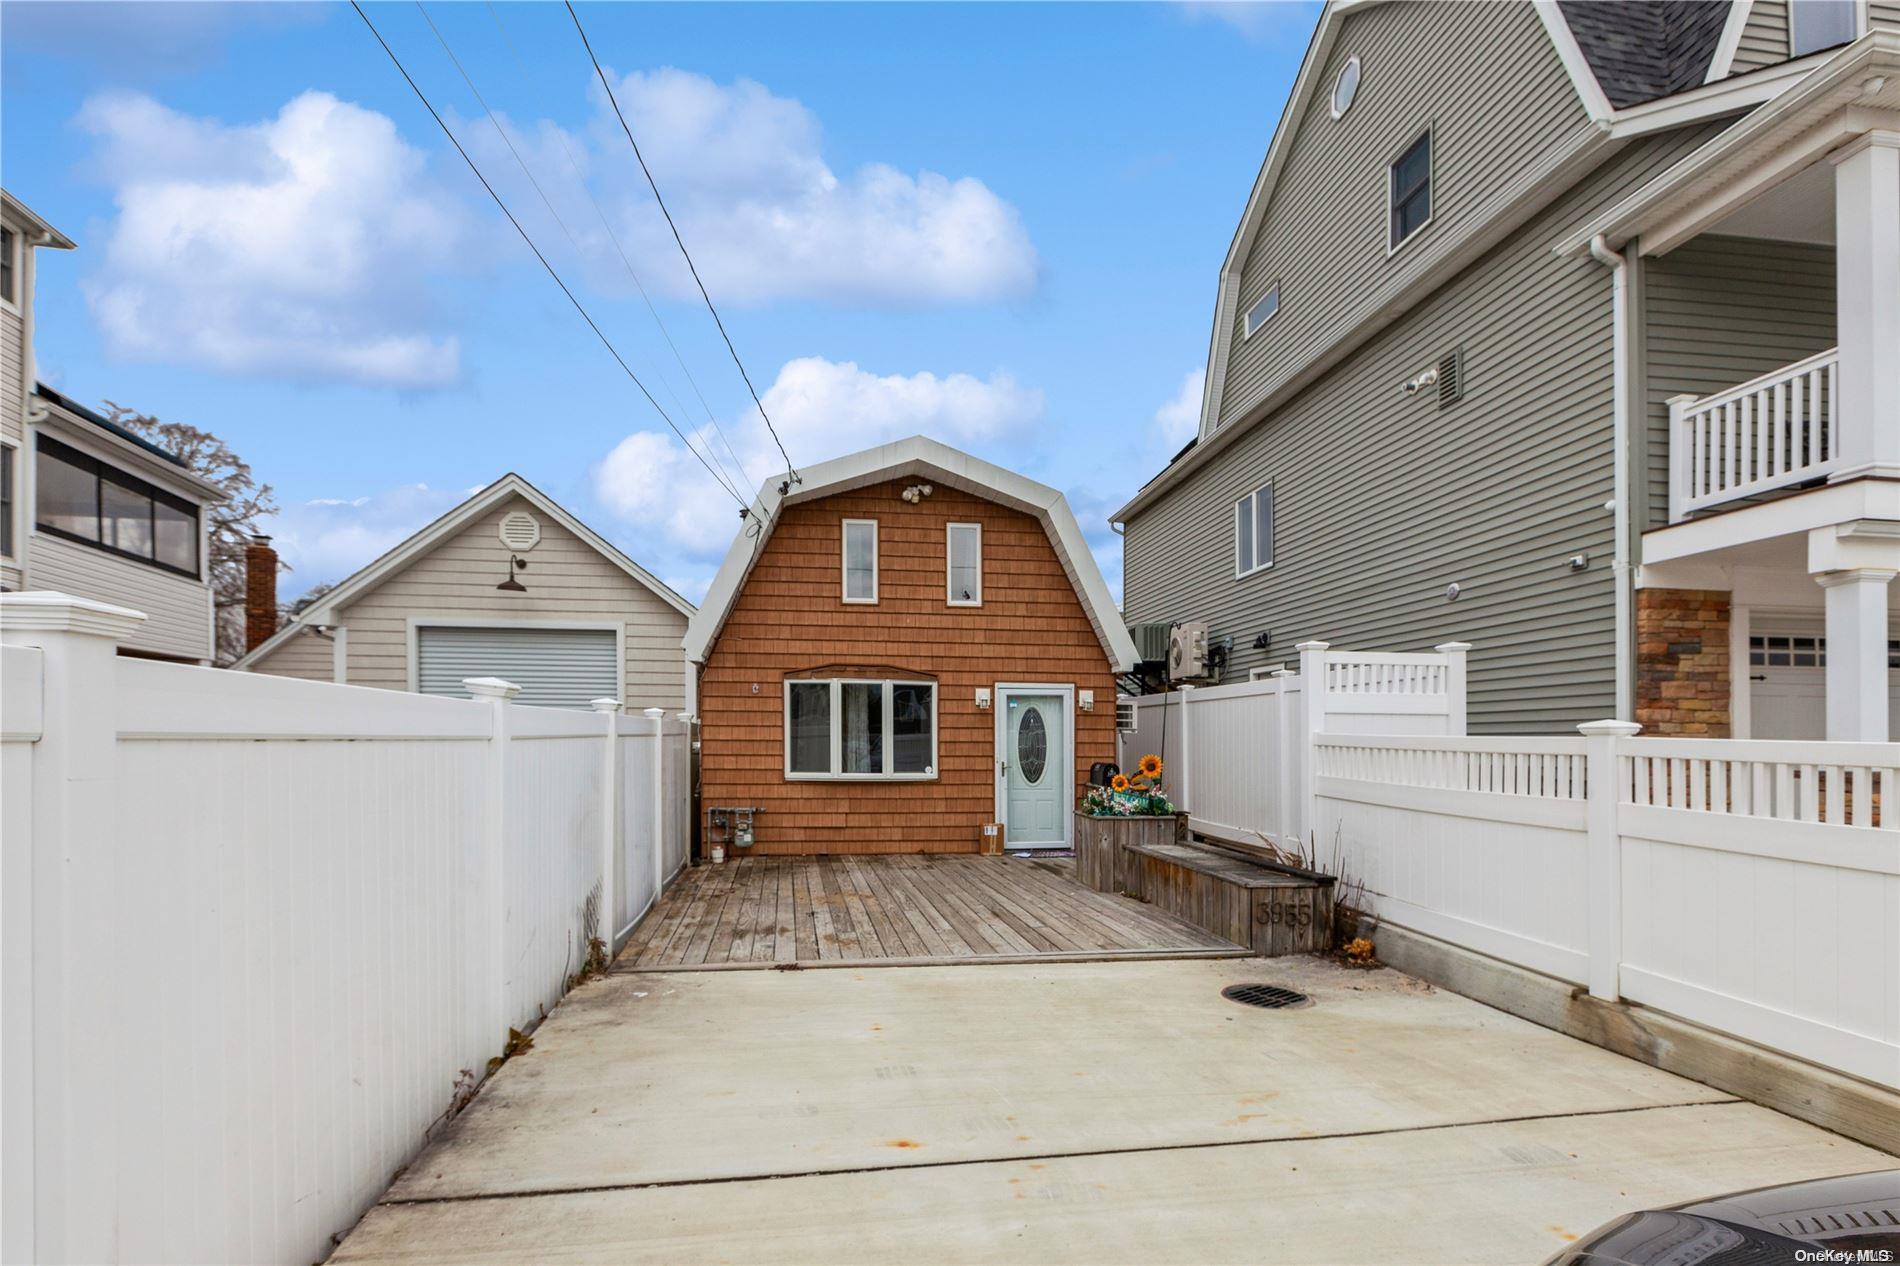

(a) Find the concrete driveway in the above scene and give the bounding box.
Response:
[333,956,1892,1265]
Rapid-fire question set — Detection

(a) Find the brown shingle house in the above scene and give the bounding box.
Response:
[684,437,1137,855]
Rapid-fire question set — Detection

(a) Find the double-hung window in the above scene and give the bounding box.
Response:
[842,518,877,603]
[785,678,937,779]
[1389,130,1432,251]
[0,227,16,308]
[1234,481,1273,577]
[947,522,981,605]
[0,444,14,559]
[35,435,199,576]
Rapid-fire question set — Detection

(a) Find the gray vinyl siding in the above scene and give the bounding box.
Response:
[2,303,21,591]
[1731,0,1790,71]
[1124,125,1728,735]
[1218,0,1590,431]
[333,494,687,710]
[1873,2,1900,32]
[1639,235,1835,537]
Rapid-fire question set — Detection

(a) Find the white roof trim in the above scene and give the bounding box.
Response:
[32,400,228,502]
[1705,0,1756,83]
[234,473,693,670]
[1533,0,1617,124]
[681,436,1137,673]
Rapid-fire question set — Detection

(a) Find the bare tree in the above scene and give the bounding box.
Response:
[101,402,279,665]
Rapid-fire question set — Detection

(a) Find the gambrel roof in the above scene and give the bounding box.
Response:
[683,436,1138,672]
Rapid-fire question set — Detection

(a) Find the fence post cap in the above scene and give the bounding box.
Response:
[1433,641,1473,654]
[1577,719,1643,737]
[590,697,622,714]
[642,706,667,719]
[463,676,522,702]
[674,711,695,722]
[0,591,147,641]
[1294,640,1331,651]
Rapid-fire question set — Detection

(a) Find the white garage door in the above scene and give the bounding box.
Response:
[1747,628,1900,740]
[416,626,617,710]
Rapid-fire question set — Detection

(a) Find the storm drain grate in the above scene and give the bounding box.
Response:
[1222,983,1312,1010]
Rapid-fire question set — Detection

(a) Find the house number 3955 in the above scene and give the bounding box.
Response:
[1258,902,1310,928]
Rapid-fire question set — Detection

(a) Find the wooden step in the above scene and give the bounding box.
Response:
[1124,840,1334,957]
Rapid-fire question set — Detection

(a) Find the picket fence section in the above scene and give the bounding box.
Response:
[1120,640,1469,850]
[1316,727,1900,1088]
[0,595,691,1266]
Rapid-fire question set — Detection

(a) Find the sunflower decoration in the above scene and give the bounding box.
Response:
[1083,754,1177,818]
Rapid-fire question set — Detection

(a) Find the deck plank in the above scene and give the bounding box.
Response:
[613,853,1247,972]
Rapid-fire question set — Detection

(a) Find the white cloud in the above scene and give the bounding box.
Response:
[592,356,1045,558]
[483,67,1037,306]
[1154,366,1205,452]
[79,91,468,388]
[265,483,467,597]
[1176,1,1322,41]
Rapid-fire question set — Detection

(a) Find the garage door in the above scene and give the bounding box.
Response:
[416,626,617,710]
[1747,628,1900,740]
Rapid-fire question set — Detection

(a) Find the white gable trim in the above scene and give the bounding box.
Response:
[1706,0,1756,83]
[681,436,1137,673]
[1533,1,1617,123]
[234,473,693,670]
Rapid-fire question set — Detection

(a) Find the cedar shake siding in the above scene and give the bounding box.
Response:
[697,481,1117,855]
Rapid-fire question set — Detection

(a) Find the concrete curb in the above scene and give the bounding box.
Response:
[1373,922,1900,1156]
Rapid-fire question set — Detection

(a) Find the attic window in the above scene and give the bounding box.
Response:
[1243,285,1280,339]
[1331,57,1361,119]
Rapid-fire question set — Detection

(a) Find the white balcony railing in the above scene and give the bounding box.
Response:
[1668,346,1838,522]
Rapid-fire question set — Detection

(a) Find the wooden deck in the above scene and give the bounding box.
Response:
[614,854,1249,971]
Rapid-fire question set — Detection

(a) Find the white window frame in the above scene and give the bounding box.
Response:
[841,518,878,604]
[783,677,938,781]
[1234,481,1274,579]
[0,226,19,315]
[1242,284,1280,340]
[946,521,982,607]
[1387,127,1434,256]
[1330,55,1361,120]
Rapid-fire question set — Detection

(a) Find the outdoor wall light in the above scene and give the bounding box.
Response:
[496,555,528,593]
[1444,582,1461,601]
[1252,631,1272,650]
[901,483,936,504]
[975,687,992,709]
[1079,690,1095,711]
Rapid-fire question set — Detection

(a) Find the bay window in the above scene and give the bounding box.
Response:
[784,677,937,779]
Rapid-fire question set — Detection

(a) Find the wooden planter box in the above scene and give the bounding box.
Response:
[1074,811,1189,894]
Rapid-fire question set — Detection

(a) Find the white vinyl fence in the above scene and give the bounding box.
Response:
[1120,640,1469,850]
[0,594,692,1266]
[1316,726,1900,1088]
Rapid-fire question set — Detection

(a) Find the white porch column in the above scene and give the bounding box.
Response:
[1830,131,1900,485]
[1818,568,1895,741]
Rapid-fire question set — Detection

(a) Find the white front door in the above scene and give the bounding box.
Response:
[998,689,1069,849]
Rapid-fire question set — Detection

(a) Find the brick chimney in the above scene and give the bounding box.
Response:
[245,534,278,652]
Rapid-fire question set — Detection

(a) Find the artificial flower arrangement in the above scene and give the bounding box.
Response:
[1081,753,1176,817]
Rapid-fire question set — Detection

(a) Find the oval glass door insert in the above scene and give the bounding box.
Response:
[1018,706,1048,784]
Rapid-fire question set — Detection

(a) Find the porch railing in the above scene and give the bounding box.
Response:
[1669,346,1838,522]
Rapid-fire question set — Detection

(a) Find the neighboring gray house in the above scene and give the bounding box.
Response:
[237,474,694,712]
[1,189,227,663]
[1116,0,1900,741]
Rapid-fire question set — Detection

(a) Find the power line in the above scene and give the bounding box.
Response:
[563,0,799,487]
[477,0,761,506]
[415,1,758,510]
[348,0,752,514]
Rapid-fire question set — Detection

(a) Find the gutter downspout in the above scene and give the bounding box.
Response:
[1588,233,1634,723]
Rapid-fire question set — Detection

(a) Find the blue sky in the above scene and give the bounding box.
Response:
[1,0,1315,603]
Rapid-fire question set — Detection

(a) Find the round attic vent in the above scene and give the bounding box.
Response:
[499,510,542,552]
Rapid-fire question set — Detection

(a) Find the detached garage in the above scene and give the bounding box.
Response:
[237,474,693,713]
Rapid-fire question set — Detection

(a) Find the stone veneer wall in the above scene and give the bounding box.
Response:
[1636,588,1731,736]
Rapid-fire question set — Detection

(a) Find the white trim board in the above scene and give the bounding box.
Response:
[683,436,1138,673]
[235,472,692,671]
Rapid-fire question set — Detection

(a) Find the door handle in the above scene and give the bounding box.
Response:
[1749,674,1767,682]
[998,760,1008,776]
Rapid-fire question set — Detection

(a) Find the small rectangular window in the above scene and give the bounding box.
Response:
[842,519,877,603]
[1234,481,1273,577]
[1791,0,1856,55]
[1389,131,1433,251]
[1243,284,1279,338]
[0,227,15,306]
[0,445,13,558]
[947,522,981,605]
[784,678,936,779]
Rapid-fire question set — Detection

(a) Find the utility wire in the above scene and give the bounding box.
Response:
[477,0,762,508]
[564,0,799,487]
[349,0,751,513]
[416,1,759,512]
